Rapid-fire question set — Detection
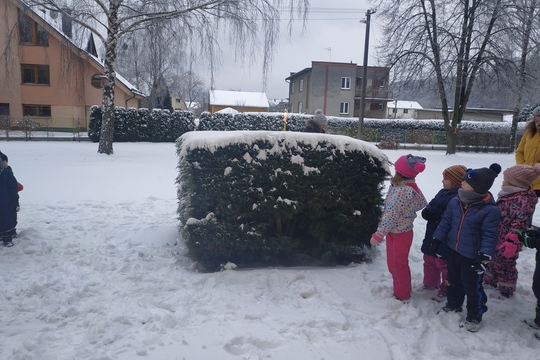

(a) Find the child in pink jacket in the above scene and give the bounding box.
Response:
[371,154,428,301]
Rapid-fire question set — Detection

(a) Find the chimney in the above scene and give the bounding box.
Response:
[61,7,72,38]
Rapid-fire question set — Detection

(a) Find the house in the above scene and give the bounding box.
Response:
[170,93,186,111]
[416,107,513,122]
[285,61,392,118]
[209,90,269,113]
[0,0,144,131]
[387,100,424,119]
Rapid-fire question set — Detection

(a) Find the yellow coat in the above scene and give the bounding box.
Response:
[516,127,540,190]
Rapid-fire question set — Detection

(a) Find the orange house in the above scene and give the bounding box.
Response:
[0,0,144,131]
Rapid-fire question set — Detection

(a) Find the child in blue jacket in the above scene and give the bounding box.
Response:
[432,163,501,332]
[421,165,467,300]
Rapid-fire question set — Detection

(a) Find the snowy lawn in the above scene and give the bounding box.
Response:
[0,141,539,360]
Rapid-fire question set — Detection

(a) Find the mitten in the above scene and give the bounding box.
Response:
[430,239,443,258]
[370,232,384,246]
[518,229,540,249]
[16,206,20,212]
[472,252,491,274]
[421,208,440,222]
[497,233,519,258]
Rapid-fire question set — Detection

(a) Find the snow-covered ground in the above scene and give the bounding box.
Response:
[0,140,539,360]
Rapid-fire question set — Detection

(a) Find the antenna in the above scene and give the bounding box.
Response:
[323,47,331,62]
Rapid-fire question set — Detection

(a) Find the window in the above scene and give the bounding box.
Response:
[380,79,385,88]
[378,103,384,111]
[23,104,51,117]
[298,101,303,113]
[403,108,409,114]
[290,103,293,112]
[392,108,397,113]
[176,98,181,103]
[21,64,50,85]
[0,103,9,116]
[18,10,48,46]
[299,79,304,92]
[340,102,349,114]
[91,74,107,88]
[341,77,351,89]
[291,82,295,94]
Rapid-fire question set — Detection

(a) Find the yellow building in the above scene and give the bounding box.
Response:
[0,0,144,131]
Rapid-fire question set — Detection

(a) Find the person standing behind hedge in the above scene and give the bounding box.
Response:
[370,154,427,301]
[516,106,540,196]
[305,109,327,133]
[421,165,467,301]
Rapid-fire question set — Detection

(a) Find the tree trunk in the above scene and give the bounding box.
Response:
[98,4,120,155]
[446,127,458,154]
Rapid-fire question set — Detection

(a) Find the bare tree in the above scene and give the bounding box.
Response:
[175,70,207,112]
[27,0,309,154]
[507,0,540,151]
[373,0,508,154]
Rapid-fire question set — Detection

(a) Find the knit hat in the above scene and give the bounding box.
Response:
[394,154,426,179]
[443,165,467,187]
[503,164,540,189]
[462,163,502,194]
[313,109,327,126]
[0,151,6,162]
[533,106,540,117]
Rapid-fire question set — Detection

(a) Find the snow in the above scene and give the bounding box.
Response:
[209,90,270,108]
[1,140,540,359]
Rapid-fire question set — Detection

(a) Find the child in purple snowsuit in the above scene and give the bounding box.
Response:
[421,165,467,300]
[484,164,540,298]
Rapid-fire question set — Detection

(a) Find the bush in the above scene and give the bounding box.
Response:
[177,131,389,271]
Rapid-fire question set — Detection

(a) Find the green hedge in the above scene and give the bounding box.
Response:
[177,131,389,271]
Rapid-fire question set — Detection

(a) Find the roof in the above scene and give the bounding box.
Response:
[20,0,145,97]
[388,101,424,110]
[210,90,269,108]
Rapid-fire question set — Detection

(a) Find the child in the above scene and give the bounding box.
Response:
[484,164,540,299]
[421,165,467,300]
[370,154,428,301]
[517,228,540,331]
[432,163,501,332]
[0,151,23,237]
[0,151,19,247]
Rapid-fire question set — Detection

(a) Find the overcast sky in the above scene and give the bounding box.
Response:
[197,0,383,101]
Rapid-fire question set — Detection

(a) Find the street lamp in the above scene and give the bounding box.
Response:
[357,9,376,139]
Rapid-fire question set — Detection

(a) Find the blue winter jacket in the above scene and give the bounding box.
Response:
[433,193,501,259]
[421,187,460,259]
[0,162,18,233]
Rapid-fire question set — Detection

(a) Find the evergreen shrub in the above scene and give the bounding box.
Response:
[177,131,389,271]
[88,105,102,142]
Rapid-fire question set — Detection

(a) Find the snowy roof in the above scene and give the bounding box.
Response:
[210,90,269,108]
[388,101,424,110]
[21,1,145,97]
[215,107,239,114]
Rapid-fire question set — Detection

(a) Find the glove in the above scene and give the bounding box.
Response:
[497,233,518,258]
[472,252,492,274]
[517,229,540,249]
[430,239,443,258]
[421,208,440,222]
[15,206,20,212]
[370,232,384,246]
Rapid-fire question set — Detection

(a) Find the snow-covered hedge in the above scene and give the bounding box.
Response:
[176,131,389,271]
[88,106,196,142]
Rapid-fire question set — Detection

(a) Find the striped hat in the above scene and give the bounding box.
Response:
[443,165,467,187]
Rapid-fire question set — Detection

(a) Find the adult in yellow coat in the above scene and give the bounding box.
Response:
[516,106,540,197]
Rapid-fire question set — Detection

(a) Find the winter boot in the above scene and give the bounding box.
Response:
[460,318,482,332]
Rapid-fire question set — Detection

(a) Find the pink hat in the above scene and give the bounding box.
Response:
[394,154,426,179]
[503,164,540,189]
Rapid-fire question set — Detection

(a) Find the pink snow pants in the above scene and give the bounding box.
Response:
[386,230,413,300]
[423,254,448,295]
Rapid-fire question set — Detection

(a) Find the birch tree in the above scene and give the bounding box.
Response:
[373,0,508,154]
[27,0,308,154]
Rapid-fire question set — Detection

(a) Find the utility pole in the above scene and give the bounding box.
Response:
[357,9,376,139]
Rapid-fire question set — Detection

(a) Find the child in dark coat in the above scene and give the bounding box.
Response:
[432,163,502,332]
[484,164,540,299]
[0,151,19,247]
[421,165,467,300]
[517,228,540,331]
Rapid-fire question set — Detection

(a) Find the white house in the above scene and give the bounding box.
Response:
[387,100,424,119]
